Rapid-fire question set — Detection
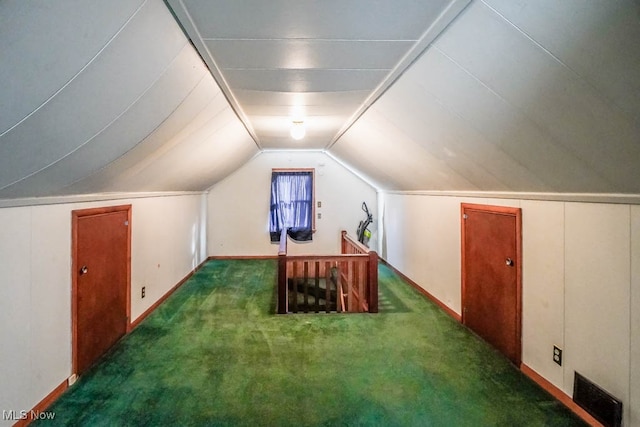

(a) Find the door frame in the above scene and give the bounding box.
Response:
[71,204,132,376]
[460,203,522,365]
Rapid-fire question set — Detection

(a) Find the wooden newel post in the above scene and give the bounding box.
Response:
[341,230,347,254]
[368,250,378,313]
[277,253,287,314]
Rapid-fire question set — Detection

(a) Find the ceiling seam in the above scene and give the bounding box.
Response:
[155,116,254,189]
[59,73,218,194]
[0,0,149,140]
[410,79,541,192]
[479,0,638,130]
[164,0,262,151]
[371,104,483,189]
[221,68,392,71]
[0,39,196,192]
[430,44,617,191]
[411,55,554,192]
[86,92,235,189]
[201,38,419,42]
[325,0,473,151]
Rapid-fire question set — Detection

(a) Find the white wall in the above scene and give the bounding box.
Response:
[129,195,207,319]
[564,203,631,419]
[632,205,640,426]
[382,193,640,426]
[207,151,377,256]
[520,200,565,388]
[0,193,206,425]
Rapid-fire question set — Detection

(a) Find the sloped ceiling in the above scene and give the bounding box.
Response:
[166,0,469,149]
[333,0,640,192]
[1,0,639,200]
[0,0,257,199]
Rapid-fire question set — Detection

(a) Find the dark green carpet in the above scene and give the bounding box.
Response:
[37,259,585,426]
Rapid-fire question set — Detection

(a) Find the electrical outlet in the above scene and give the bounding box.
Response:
[317,212,322,219]
[141,286,146,298]
[317,201,322,208]
[553,346,562,366]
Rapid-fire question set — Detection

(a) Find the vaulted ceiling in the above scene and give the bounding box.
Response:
[1,0,639,199]
[166,0,469,149]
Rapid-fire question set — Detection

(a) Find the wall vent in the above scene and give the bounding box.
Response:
[573,372,622,427]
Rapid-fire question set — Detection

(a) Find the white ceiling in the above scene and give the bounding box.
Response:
[0,0,257,199]
[166,0,471,149]
[0,0,639,199]
[333,0,640,192]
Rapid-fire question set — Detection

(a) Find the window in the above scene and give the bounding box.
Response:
[269,169,314,242]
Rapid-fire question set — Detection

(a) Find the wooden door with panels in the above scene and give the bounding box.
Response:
[72,205,131,375]
[461,203,522,366]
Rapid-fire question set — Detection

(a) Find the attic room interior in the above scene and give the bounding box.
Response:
[1,0,639,425]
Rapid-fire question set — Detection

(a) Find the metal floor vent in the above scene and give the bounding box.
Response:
[573,372,622,427]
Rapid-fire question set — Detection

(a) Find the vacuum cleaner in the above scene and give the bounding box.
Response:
[356,202,373,247]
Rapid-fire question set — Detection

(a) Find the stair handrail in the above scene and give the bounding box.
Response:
[341,230,378,313]
[341,230,370,255]
[277,228,288,314]
[277,230,378,314]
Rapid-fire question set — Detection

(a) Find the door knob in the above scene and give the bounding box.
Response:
[80,266,88,275]
[505,258,514,267]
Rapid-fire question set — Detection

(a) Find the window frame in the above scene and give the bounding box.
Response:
[271,167,316,235]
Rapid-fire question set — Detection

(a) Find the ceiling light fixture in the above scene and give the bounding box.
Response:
[290,120,305,140]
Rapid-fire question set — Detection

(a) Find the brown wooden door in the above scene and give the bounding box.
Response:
[73,206,131,375]
[461,204,522,365]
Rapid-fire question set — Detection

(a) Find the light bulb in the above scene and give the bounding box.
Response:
[290,121,305,140]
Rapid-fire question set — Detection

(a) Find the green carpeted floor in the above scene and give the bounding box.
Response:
[37,259,586,426]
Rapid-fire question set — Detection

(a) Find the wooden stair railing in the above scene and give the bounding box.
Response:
[277,228,288,314]
[277,230,378,314]
[340,230,378,313]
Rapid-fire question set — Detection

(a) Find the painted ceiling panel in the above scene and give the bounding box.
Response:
[2,0,640,201]
[167,0,468,150]
[64,78,232,194]
[115,111,256,191]
[334,0,640,193]
[407,48,612,192]
[0,0,260,199]
[241,103,359,118]
[203,39,414,70]
[332,108,479,191]
[0,45,207,198]
[0,0,187,191]
[0,0,145,134]
[374,75,545,191]
[233,89,373,107]
[484,0,640,126]
[233,90,371,122]
[222,69,389,93]
[256,138,332,150]
[155,121,257,191]
[183,0,451,40]
[430,0,640,191]
[435,2,583,110]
